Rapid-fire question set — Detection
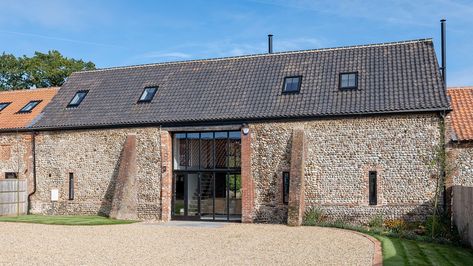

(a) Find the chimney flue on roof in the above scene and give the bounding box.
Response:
[440,19,446,87]
[268,34,273,54]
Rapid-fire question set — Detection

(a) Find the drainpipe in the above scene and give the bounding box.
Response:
[27,131,37,214]
[159,125,164,220]
[440,111,448,214]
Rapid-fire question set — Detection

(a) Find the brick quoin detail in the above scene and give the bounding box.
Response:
[160,130,173,222]
[287,128,306,226]
[241,128,254,223]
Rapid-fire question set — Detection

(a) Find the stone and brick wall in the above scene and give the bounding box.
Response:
[447,144,473,188]
[2,112,444,224]
[0,133,33,189]
[31,128,163,220]
[249,113,442,224]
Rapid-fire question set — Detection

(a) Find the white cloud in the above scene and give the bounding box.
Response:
[248,0,473,27]
[0,30,124,48]
[171,36,325,59]
[140,51,192,59]
[0,0,107,30]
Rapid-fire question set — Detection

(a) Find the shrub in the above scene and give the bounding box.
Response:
[425,215,452,239]
[384,219,406,234]
[368,214,384,228]
[303,207,325,226]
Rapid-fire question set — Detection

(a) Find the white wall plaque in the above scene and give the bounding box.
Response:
[51,189,59,201]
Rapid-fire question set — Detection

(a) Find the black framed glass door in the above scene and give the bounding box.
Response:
[172,171,241,221]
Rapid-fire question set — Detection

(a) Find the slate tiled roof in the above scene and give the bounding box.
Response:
[0,88,59,130]
[33,39,450,129]
[447,87,473,141]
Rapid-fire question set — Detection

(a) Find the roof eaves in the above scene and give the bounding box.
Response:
[29,107,448,132]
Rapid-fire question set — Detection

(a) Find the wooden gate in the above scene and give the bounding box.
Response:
[0,179,27,216]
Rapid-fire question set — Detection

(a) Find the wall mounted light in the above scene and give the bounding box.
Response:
[241,123,250,135]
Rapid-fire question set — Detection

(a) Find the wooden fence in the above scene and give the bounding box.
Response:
[452,185,473,247]
[0,179,27,216]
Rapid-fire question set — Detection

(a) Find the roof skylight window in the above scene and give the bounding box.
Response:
[138,87,158,103]
[67,90,88,108]
[283,76,302,93]
[0,102,11,112]
[18,100,41,113]
[340,72,358,89]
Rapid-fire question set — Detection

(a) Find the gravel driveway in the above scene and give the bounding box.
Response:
[0,221,374,265]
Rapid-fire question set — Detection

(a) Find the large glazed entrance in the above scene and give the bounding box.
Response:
[172,131,241,221]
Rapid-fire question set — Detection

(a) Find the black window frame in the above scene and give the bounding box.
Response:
[283,172,290,204]
[282,76,302,93]
[339,72,358,90]
[68,172,74,200]
[67,90,89,108]
[173,131,241,171]
[0,102,11,112]
[17,100,42,113]
[369,171,377,205]
[5,172,18,179]
[138,87,158,103]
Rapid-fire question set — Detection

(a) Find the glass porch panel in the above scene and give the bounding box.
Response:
[229,174,242,219]
[215,132,228,169]
[173,133,187,170]
[173,173,185,216]
[187,133,200,170]
[214,172,228,220]
[187,173,199,217]
[200,173,214,220]
[228,132,241,169]
[200,132,214,169]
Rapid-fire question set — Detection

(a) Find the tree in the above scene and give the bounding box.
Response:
[0,53,28,90]
[0,50,95,90]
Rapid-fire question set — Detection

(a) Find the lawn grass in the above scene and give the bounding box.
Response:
[373,235,473,266]
[0,215,136,225]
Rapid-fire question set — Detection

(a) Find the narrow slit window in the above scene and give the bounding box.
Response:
[0,102,11,112]
[138,87,158,103]
[18,100,41,113]
[339,72,358,89]
[369,171,377,205]
[283,76,302,93]
[5,172,18,179]
[68,173,74,200]
[67,91,88,107]
[283,172,290,204]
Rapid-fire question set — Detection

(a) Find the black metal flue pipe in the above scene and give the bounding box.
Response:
[440,19,446,87]
[268,34,273,54]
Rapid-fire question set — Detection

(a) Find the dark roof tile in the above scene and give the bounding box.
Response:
[33,39,449,129]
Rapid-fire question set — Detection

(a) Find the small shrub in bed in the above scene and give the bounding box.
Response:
[303,207,325,226]
[368,214,384,229]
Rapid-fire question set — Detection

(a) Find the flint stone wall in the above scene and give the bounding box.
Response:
[449,145,473,187]
[250,113,441,224]
[31,128,162,220]
[0,133,33,187]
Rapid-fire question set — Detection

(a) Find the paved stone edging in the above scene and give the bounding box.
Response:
[358,233,383,266]
[329,227,383,266]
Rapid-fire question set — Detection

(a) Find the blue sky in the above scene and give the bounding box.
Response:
[1,0,472,86]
